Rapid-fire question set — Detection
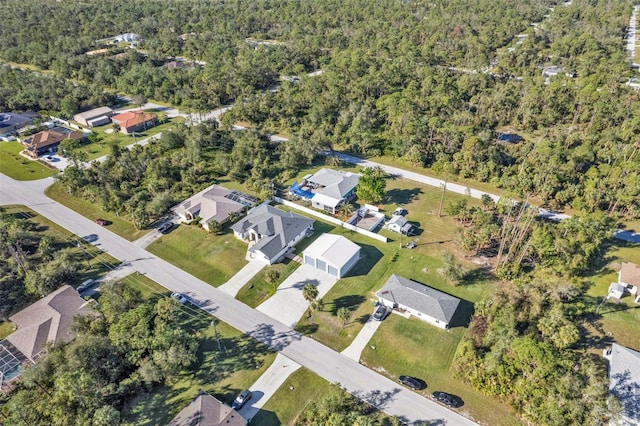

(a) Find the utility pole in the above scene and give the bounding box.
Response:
[211,319,224,353]
[438,178,448,217]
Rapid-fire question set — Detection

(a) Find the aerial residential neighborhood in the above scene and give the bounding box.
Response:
[0,1,639,425]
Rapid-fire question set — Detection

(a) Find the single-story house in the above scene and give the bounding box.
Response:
[303,234,360,278]
[620,262,640,302]
[603,343,640,425]
[111,110,157,134]
[73,106,114,127]
[0,112,37,136]
[290,168,360,214]
[5,285,93,363]
[172,184,257,232]
[387,215,413,235]
[21,126,85,158]
[231,204,314,265]
[608,283,627,300]
[169,391,246,426]
[376,274,461,329]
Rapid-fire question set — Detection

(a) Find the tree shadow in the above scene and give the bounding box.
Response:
[249,408,281,425]
[577,313,614,351]
[461,267,493,286]
[355,313,370,324]
[296,323,319,335]
[351,387,401,411]
[289,278,319,290]
[330,294,366,315]
[385,187,423,205]
[248,323,302,351]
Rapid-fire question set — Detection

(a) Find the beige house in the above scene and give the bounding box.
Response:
[172,185,256,232]
[73,106,114,127]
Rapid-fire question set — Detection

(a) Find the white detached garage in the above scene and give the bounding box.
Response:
[303,234,361,279]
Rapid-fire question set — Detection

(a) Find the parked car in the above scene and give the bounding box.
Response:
[231,389,252,410]
[432,391,463,408]
[393,207,405,216]
[406,240,416,249]
[399,375,424,390]
[77,279,96,293]
[171,292,187,304]
[157,222,174,234]
[372,304,389,321]
[96,218,108,226]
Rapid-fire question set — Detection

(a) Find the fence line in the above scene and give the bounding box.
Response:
[274,197,388,243]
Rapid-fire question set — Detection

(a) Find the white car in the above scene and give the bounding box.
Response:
[171,292,187,304]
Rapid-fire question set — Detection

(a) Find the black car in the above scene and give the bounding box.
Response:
[157,222,174,234]
[372,304,389,321]
[399,375,424,390]
[432,391,463,408]
[231,389,252,410]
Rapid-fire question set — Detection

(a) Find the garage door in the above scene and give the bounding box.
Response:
[316,259,327,272]
[327,265,339,277]
[305,256,315,266]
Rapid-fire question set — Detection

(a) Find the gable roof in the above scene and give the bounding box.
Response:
[620,262,640,286]
[231,204,314,260]
[112,111,156,129]
[169,392,246,426]
[388,215,407,227]
[607,343,640,424]
[376,275,460,324]
[73,106,113,122]
[22,127,84,153]
[306,168,360,200]
[172,185,247,224]
[6,285,93,361]
[303,234,360,268]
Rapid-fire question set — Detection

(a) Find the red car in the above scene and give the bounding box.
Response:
[96,218,108,226]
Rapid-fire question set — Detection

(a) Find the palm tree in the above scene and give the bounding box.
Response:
[302,282,319,318]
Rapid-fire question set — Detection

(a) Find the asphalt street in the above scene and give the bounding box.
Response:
[0,173,477,426]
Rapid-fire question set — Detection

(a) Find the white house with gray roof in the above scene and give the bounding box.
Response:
[376,274,461,329]
[231,204,314,264]
[293,168,360,214]
[604,343,640,425]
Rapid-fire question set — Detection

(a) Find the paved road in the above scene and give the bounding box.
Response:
[0,173,476,426]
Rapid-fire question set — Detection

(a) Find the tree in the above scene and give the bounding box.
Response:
[302,282,319,318]
[356,166,386,204]
[265,269,280,291]
[440,251,467,285]
[337,307,351,327]
[207,220,221,235]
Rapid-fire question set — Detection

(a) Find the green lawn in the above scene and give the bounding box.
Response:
[121,309,276,425]
[361,315,519,426]
[147,225,248,287]
[250,368,396,425]
[586,240,640,351]
[45,181,150,241]
[114,272,171,301]
[236,260,300,307]
[0,141,58,180]
[0,321,14,340]
[76,119,175,160]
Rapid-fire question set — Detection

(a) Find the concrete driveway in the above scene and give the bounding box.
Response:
[341,317,382,361]
[257,264,338,328]
[239,353,301,422]
[219,259,266,297]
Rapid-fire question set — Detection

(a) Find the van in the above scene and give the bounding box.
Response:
[77,279,95,293]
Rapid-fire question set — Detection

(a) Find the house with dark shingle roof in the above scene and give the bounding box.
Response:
[604,343,640,425]
[5,285,93,362]
[0,112,37,136]
[169,391,246,426]
[376,274,461,329]
[231,204,314,264]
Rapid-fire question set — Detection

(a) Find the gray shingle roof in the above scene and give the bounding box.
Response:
[231,204,314,260]
[306,168,360,200]
[376,275,460,324]
[607,343,640,424]
[169,392,246,426]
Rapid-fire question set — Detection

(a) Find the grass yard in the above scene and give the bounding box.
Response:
[45,181,149,241]
[236,260,300,307]
[0,321,14,340]
[121,309,276,426]
[361,315,519,426]
[0,141,58,180]
[147,225,248,287]
[115,272,170,301]
[585,240,640,351]
[76,119,175,160]
[250,368,397,425]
